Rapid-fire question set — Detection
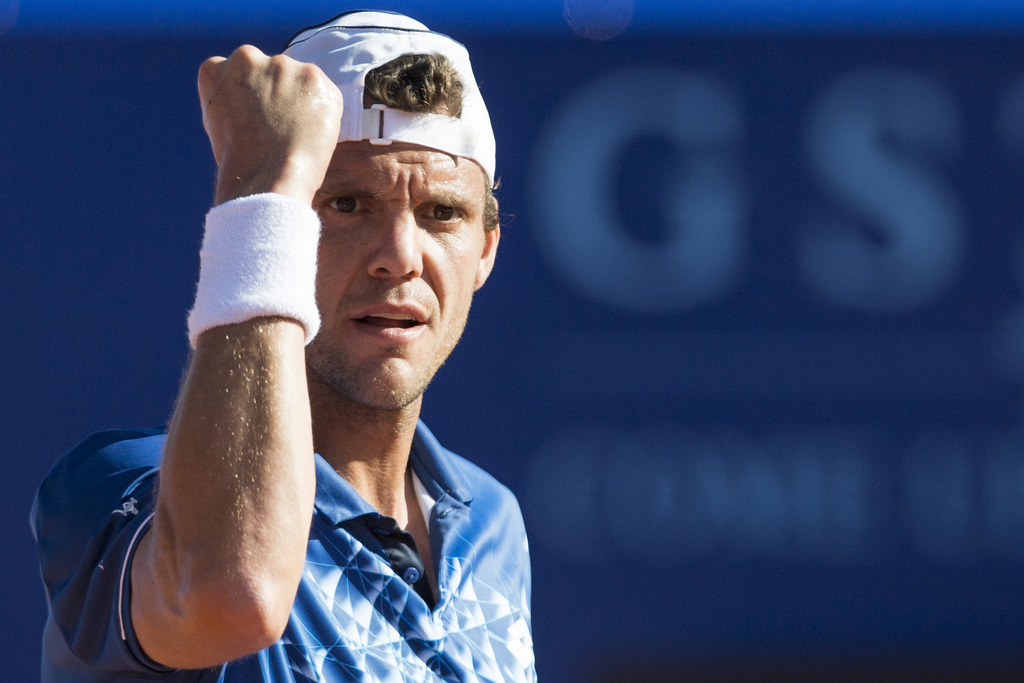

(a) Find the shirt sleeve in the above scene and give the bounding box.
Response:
[32,429,180,677]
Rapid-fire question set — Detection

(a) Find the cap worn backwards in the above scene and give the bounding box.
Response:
[284,10,496,184]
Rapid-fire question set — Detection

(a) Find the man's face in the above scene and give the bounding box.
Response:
[306,140,498,411]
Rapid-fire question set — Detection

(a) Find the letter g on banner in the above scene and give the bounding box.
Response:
[530,67,746,312]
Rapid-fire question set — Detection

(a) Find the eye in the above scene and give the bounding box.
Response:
[328,196,356,213]
[432,205,455,221]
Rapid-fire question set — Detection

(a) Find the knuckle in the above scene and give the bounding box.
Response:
[297,62,320,79]
[228,45,264,74]
[233,44,260,59]
[197,57,226,97]
[198,56,223,77]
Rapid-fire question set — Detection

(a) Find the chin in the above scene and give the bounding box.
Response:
[307,349,435,413]
[346,381,428,412]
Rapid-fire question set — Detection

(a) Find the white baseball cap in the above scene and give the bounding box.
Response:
[284,10,496,184]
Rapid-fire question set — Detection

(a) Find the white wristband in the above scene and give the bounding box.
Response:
[187,193,321,347]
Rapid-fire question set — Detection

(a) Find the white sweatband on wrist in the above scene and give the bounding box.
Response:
[187,193,321,347]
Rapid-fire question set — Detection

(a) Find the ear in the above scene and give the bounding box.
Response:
[474,224,500,291]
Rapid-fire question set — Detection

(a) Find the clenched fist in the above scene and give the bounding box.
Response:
[198,45,344,206]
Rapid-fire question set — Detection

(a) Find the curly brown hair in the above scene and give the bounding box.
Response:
[364,53,464,117]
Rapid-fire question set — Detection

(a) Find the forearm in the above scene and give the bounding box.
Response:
[132,317,315,668]
[127,44,341,668]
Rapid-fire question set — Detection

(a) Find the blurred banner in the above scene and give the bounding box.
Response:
[5,2,1024,681]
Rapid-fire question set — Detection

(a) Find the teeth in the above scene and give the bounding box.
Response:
[373,312,415,321]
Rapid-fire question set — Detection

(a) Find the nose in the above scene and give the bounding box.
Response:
[367,208,424,281]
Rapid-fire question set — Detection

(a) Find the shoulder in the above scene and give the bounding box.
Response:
[435,445,533,607]
[443,449,529,547]
[35,427,166,526]
[32,428,167,591]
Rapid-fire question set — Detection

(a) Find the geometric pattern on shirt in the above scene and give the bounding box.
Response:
[278,527,534,683]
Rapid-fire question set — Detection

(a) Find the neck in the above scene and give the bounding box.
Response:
[307,366,422,522]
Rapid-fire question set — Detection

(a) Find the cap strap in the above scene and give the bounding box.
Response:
[360,104,480,157]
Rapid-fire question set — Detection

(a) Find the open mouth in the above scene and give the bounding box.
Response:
[357,315,422,329]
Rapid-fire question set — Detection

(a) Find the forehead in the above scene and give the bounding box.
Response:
[322,140,488,196]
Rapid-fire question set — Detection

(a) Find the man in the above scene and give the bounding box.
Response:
[32,10,535,681]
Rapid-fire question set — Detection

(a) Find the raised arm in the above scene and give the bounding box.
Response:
[129,45,342,669]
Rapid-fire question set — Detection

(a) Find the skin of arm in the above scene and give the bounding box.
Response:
[129,45,343,668]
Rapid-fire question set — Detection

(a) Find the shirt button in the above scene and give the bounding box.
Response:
[403,567,420,584]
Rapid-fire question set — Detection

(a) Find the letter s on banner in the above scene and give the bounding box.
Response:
[529,67,746,312]
[801,68,963,312]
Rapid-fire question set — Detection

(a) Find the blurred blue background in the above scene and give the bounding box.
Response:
[6,0,1024,679]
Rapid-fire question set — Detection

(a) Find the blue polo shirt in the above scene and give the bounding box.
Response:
[32,422,535,681]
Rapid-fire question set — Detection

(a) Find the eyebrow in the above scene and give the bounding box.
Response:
[312,185,384,207]
[428,191,475,207]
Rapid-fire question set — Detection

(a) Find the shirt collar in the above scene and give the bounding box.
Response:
[409,419,473,506]
[313,419,473,525]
